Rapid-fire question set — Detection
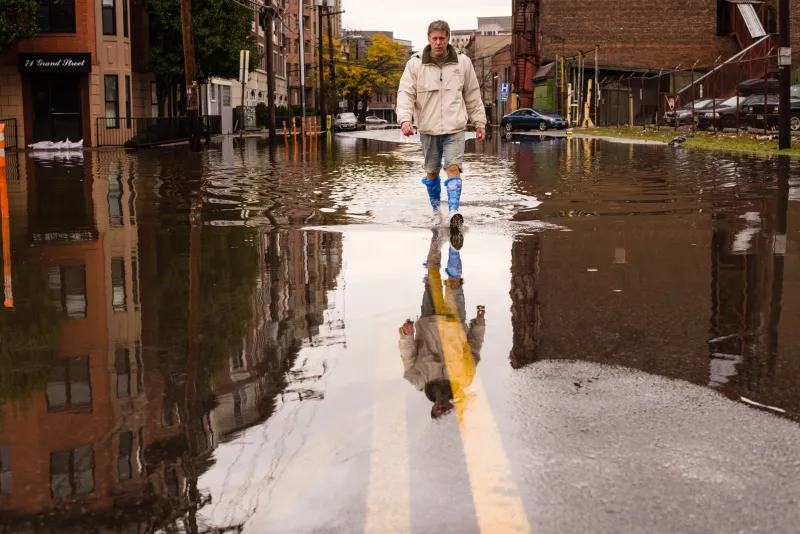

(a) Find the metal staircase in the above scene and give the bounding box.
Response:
[512,0,540,107]
[678,0,774,102]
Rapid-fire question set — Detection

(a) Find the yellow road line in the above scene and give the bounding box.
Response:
[364,341,411,534]
[430,269,531,534]
[456,374,531,534]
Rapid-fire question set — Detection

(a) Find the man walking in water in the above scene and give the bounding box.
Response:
[397,20,487,229]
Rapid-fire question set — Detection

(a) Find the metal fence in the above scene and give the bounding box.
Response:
[96,115,222,147]
[0,118,18,149]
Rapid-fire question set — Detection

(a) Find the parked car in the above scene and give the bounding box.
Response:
[695,95,760,130]
[365,116,388,125]
[333,112,358,131]
[744,95,800,131]
[501,108,568,132]
[663,99,724,126]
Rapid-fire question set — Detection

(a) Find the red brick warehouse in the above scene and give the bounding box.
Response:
[512,0,800,125]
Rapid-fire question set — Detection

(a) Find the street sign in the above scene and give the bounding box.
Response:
[500,83,510,102]
[667,98,675,111]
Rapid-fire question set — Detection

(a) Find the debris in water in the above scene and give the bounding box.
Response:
[740,397,786,414]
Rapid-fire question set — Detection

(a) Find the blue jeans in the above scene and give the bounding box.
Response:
[420,132,465,174]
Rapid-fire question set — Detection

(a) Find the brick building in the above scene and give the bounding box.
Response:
[512,0,800,122]
[0,0,140,148]
[466,34,512,114]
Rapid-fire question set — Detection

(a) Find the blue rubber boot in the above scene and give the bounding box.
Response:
[446,245,463,279]
[421,176,441,215]
[445,177,463,229]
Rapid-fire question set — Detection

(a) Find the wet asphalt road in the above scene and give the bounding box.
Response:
[1,133,800,532]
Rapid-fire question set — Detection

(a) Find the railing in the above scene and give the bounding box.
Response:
[676,35,774,103]
[0,118,18,149]
[96,115,222,147]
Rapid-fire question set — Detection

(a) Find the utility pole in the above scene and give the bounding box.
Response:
[262,5,277,142]
[317,0,327,121]
[179,0,202,151]
[239,49,250,138]
[325,0,336,116]
[778,0,791,150]
[298,7,306,122]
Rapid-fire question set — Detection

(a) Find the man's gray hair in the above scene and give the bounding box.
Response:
[427,20,450,37]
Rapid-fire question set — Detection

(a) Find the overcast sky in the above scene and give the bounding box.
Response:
[341,0,511,52]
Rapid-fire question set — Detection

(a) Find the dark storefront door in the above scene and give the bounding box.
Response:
[31,75,83,143]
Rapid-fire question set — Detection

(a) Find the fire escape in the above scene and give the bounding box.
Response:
[512,0,541,108]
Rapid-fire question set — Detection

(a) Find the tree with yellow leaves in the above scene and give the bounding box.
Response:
[338,33,408,122]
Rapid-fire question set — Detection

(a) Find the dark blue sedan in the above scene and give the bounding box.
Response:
[501,108,568,132]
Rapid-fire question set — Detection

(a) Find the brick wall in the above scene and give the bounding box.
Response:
[0,67,25,147]
[540,0,718,68]
[3,0,97,65]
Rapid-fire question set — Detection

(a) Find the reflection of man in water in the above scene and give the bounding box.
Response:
[399,230,485,418]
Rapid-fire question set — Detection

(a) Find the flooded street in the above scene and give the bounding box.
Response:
[3,134,800,533]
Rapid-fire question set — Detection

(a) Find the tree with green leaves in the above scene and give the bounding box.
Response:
[139,0,260,115]
[0,0,38,56]
[338,33,408,122]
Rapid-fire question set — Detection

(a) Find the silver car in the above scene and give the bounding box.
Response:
[334,112,358,131]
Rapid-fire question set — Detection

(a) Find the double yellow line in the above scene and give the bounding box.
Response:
[365,270,531,533]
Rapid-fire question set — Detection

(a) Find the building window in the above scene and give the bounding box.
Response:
[387,94,392,103]
[109,172,123,227]
[118,432,133,481]
[48,266,87,319]
[36,0,76,33]
[766,6,777,35]
[111,258,126,312]
[259,45,266,72]
[222,85,231,107]
[273,52,278,75]
[137,428,144,474]
[131,256,139,308]
[105,75,119,128]
[50,446,94,499]
[134,341,143,393]
[102,0,116,36]
[0,445,10,494]
[115,347,130,398]
[150,82,158,117]
[377,94,382,103]
[211,84,217,102]
[230,350,245,371]
[125,75,131,127]
[46,357,91,412]
[127,173,137,225]
[122,0,128,37]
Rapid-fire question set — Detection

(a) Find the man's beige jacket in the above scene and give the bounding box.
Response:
[396,44,487,135]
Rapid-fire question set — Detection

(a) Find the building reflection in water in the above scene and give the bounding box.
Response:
[0,151,343,532]
[509,234,540,369]
[707,157,789,408]
[506,142,796,419]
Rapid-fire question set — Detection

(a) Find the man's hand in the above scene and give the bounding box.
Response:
[475,127,486,142]
[401,121,414,136]
[400,320,415,336]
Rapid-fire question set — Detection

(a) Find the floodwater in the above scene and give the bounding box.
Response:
[2,133,800,533]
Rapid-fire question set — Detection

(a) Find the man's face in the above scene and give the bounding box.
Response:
[428,30,448,56]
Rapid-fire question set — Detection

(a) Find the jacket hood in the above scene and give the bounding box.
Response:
[422,44,459,65]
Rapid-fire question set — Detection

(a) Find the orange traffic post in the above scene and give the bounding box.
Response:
[283,120,288,142]
[0,123,5,169]
[0,177,13,309]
